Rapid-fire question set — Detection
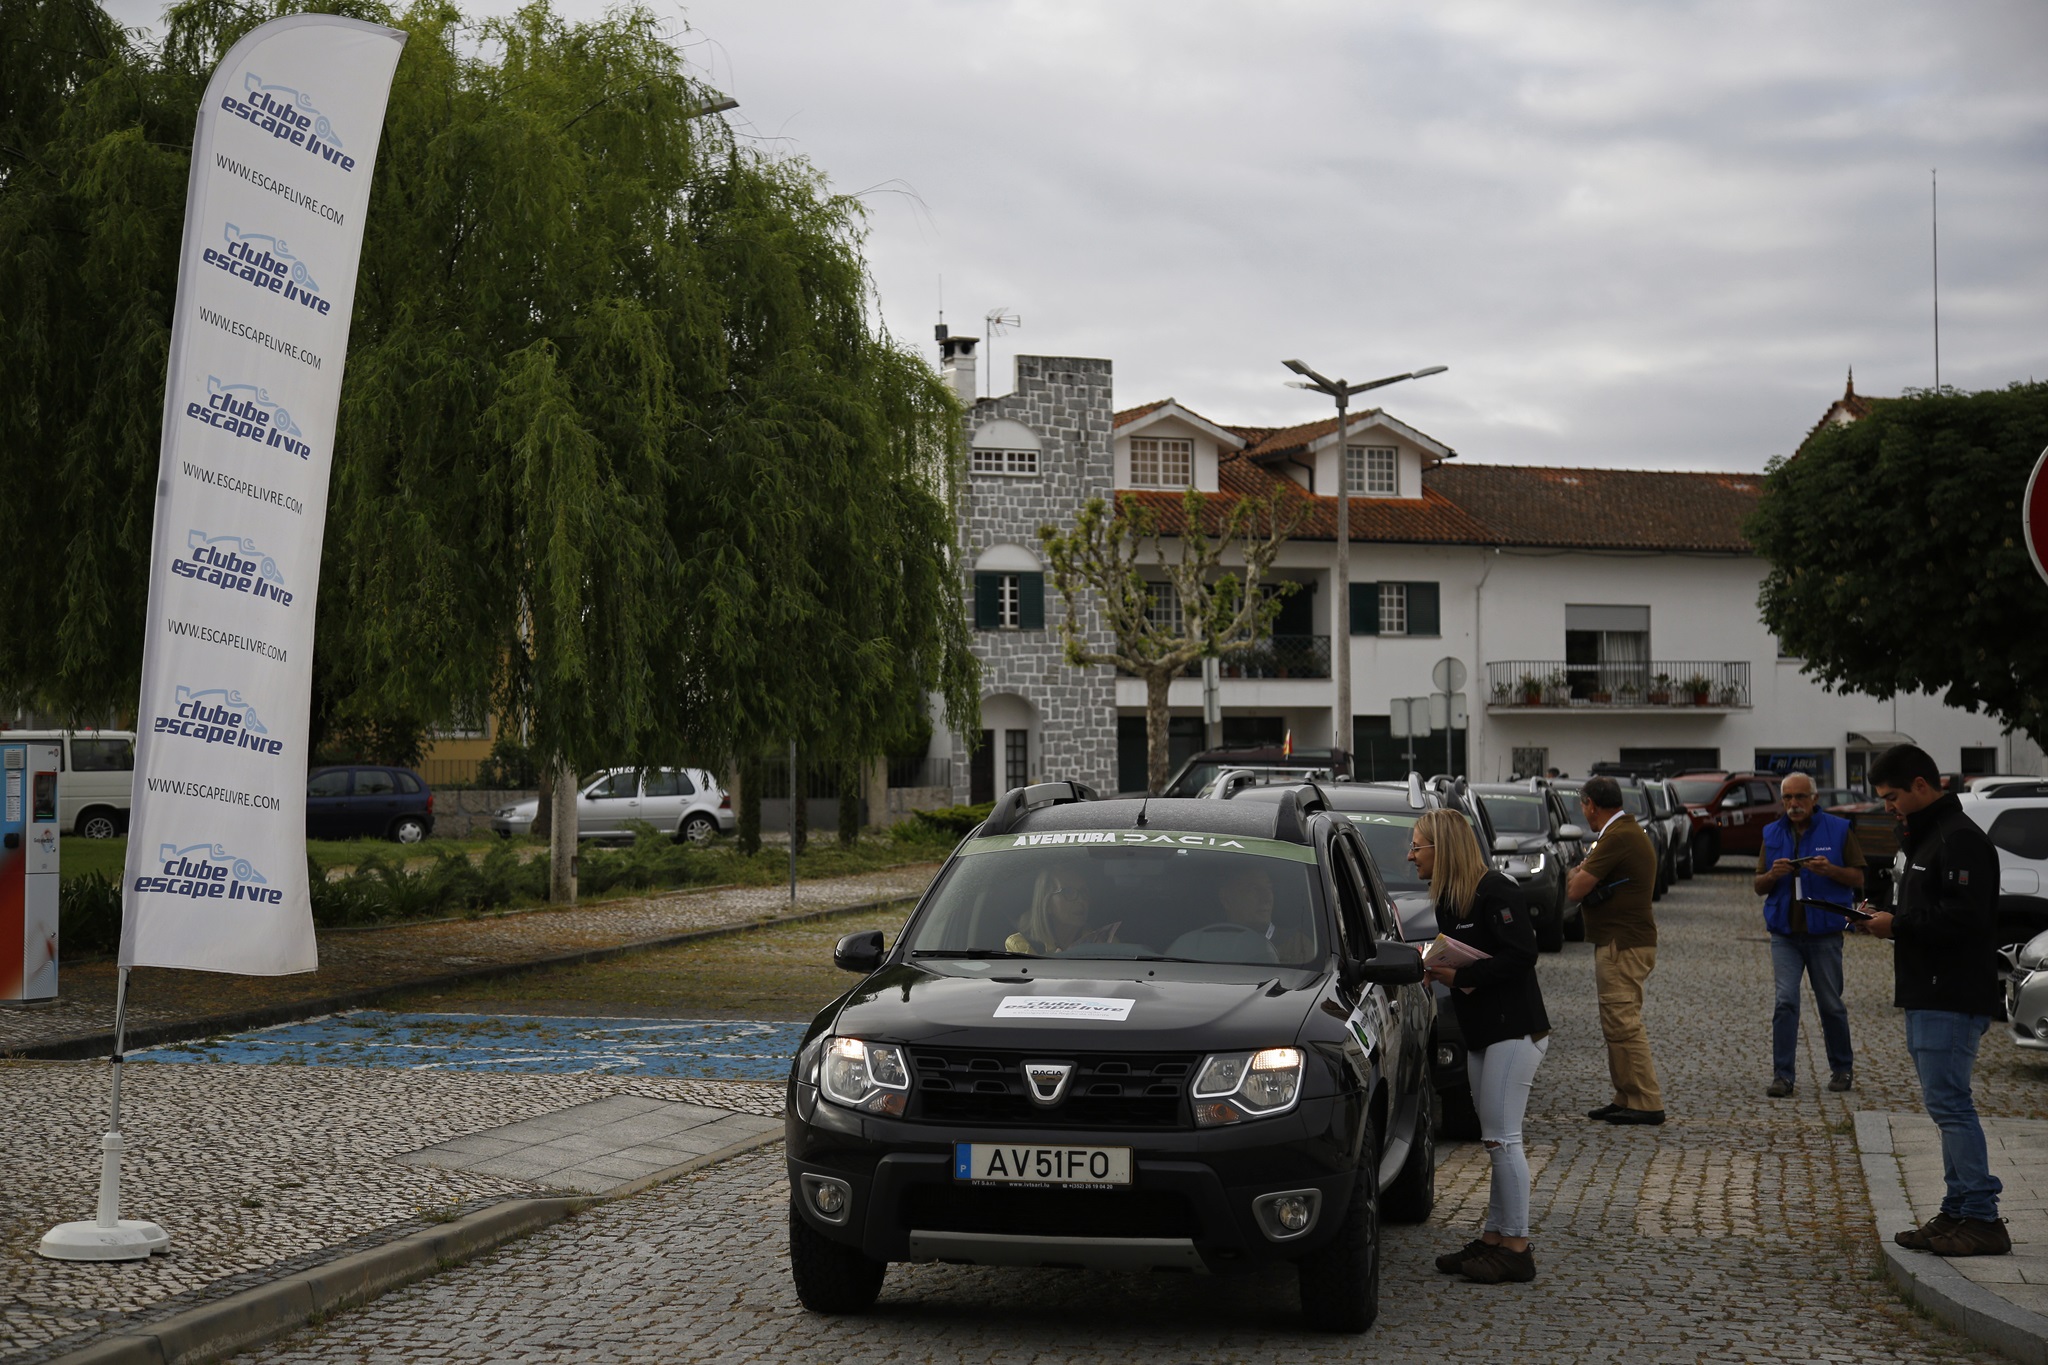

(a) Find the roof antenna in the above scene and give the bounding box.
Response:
[1135,793,1150,827]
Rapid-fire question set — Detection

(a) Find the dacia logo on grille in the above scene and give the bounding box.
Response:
[1024,1061,1074,1107]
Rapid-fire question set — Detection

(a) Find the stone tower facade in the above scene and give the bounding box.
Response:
[948,349,1118,802]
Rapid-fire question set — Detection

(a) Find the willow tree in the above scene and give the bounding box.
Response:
[1040,487,1306,794]
[0,0,979,894]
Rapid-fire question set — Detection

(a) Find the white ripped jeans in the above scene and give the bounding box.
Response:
[1464,1034,1549,1239]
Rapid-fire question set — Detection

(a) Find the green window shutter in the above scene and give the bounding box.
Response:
[1019,573,1045,629]
[1349,582,1378,636]
[974,573,1000,629]
[1406,581,1441,636]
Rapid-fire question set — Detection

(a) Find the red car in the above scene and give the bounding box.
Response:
[1668,771,1784,872]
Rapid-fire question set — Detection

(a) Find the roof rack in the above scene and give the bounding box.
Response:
[1271,784,1328,844]
[979,780,1099,838]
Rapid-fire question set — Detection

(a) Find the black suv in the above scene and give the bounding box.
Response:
[785,782,1431,1333]
[1472,782,1586,951]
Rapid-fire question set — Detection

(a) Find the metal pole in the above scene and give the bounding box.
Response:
[98,966,130,1227]
[788,739,798,905]
[1333,392,1351,759]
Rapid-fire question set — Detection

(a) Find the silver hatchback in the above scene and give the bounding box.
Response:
[491,767,735,843]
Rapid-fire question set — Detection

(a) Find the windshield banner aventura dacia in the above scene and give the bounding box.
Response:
[122,16,405,974]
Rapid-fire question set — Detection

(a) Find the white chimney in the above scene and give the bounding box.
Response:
[936,325,978,406]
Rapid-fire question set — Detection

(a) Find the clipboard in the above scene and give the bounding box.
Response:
[1798,898,1873,921]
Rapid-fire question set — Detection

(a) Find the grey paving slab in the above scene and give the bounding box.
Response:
[394,1096,777,1195]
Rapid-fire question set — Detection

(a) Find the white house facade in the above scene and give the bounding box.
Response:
[935,350,2042,799]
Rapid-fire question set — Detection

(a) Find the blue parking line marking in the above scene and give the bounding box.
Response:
[129,1011,809,1079]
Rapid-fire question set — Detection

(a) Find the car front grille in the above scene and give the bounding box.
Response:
[908,1048,1195,1129]
[901,1182,1203,1239]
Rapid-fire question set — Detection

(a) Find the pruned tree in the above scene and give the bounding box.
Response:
[1040,486,1307,794]
[1750,381,2048,747]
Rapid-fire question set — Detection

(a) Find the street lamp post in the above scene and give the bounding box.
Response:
[1281,360,1447,768]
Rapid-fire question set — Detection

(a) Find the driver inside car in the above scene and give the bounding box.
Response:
[1217,860,1314,961]
[1005,861,1121,954]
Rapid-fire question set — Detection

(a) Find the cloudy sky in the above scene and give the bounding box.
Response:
[110,0,2048,471]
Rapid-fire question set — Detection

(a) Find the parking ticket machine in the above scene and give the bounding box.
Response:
[2,741,61,1002]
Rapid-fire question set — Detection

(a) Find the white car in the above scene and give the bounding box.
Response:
[1958,793,2048,945]
[491,767,735,844]
[2001,930,2048,1050]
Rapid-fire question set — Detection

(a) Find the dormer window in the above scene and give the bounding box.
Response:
[1345,445,1398,496]
[1130,437,1192,488]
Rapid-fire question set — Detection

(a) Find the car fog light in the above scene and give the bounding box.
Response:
[814,1183,845,1215]
[2037,1016,2048,1038]
[1251,1188,1322,1242]
[1435,1045,1458,1069]
[799,1174,852,1226]
[1274,1196,1311,1231]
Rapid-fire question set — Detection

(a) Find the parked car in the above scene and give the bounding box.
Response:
[1158,744,1351,798]
[784,781,1431,1331]
[305,765,436,843]
[490,767,735,843]
[4,728,135,838]
[1472,782,1585,951]
[1612,781,1672,899]
[1670,771,1784,871]
[1959,793,2048,944]
[1645,780,1695,882]
[1234,775,1486,1139]
[1999,928,2048,1050]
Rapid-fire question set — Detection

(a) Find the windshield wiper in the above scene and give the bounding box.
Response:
[910,949,1041,959]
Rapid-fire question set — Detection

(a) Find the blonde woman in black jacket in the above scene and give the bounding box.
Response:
[1409,807,1552,1285]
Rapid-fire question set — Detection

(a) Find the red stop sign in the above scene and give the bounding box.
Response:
[2029,447,2048,586]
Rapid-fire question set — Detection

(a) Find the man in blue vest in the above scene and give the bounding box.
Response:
[1752,771,1863,1096]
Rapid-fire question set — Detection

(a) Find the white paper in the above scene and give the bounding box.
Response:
[993,996,1137,1021]
[121,15,406,975]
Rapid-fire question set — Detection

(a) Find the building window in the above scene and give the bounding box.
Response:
[1130,437,1192,488]
[1146,581,1182,632]
[974,571,1044,630]
[1379,583,1407,635]
[1345,446,1398,496]
[971,447,1039,476]
[1005,730,1029,789]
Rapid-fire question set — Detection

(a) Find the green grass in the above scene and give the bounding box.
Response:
[60,834,536,885]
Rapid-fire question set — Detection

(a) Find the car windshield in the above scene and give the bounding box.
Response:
[1162,764,1223,798]
[1331,810,1427,893]
[1673,780,1722,804]
[904,831,1326,966]
[1479,793,1548,835]
[1620,787,1650,819]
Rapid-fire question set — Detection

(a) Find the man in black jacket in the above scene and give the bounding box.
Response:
[1863,744,2009,1257]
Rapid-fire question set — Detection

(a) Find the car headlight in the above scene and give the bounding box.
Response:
[1492,852,1547,878]
[1190,1046,1304,1126]
[818,1037,910,1116]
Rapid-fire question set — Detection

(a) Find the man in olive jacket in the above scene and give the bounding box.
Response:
[1567,775,1664,1125]
[1864,744,2009,1257]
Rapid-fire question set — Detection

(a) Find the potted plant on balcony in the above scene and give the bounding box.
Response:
[1617,679,1640,706]
[1546,669,1569,705]
[1518,671,1544,705]
[1588,682,1613,704]
[1680,672,1714,705]
[1647,672,1673,704]
[1717,682,1742,707]
[1491,680,1512,706]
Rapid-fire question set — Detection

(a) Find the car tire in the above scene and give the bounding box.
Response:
[1381,1088,1436,1224]
[1535,898,1564,953]
[788,1203,886,1314]
[676,813,718,845]
[1298,1112,1381,1334]
[1564,903,1586,942]
[77,809,120,841]
[1692,832,1719,873]
[390,816,428,844]
[1677,838,1694,880]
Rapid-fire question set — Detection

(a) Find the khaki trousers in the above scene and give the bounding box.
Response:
[1594,941,1663,1111]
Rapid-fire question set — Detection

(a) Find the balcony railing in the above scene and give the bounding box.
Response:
[1485,660,1752,709]
[1126,634,1333,682]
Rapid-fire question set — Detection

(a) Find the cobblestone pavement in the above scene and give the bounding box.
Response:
[0,866,938,1056]
[229,869,2048,1363]
[0,1058,781,1363]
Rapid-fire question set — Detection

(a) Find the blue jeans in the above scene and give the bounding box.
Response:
[1905,1010,2001,1221]
[1770,934,1853,1081]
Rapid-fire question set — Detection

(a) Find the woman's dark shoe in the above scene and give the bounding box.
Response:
[1460,1243,1537,1284]
[1435,1238,1491,1274]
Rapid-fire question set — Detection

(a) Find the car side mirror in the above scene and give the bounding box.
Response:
[1557,824,1585,840]
[1351,939,1425,986]
[833,929,886,974]
[1493,834,1522,854]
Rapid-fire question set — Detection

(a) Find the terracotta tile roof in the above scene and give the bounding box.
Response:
[1798,370,1886,450]
[1421,464,1761,552]
[1113,399,1171,429]
[1116,453,1498,545]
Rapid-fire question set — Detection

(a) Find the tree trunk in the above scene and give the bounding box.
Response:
[1145,670,1175,795]
[532,766,553,840]
[547,753,578,904]
[737,758,761,855]
[791,759,809,856]
[838,759,862,846]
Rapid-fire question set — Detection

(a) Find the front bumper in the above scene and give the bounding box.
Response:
[491,814,535,838]
[786,1086,1360,1272]
[2007,972,2048,1050]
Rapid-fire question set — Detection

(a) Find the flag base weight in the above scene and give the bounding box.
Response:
[38,1218,171,1262]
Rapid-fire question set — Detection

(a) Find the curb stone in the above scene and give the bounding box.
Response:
[1854,1109,2048,1365]
[37,1128,787,1365]
[6,893,919,1062]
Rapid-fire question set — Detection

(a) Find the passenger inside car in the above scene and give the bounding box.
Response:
[1005,861,1121,954]
[1211,861,1316,962]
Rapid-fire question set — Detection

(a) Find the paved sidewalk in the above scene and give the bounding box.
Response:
[0,865,938,1059]
[1859,1111,2048,1364]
